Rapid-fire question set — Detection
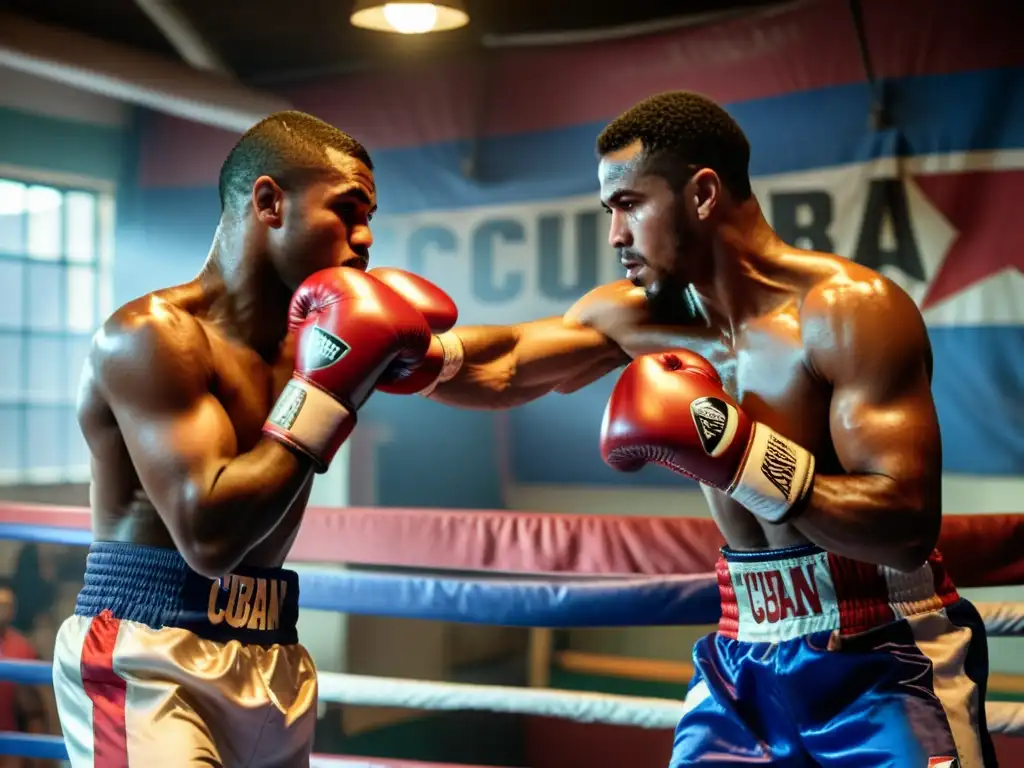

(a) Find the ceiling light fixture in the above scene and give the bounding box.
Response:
[350,1,469,35]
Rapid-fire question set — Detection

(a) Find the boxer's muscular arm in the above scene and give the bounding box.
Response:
[428,280,702,408]
[427,316,628,409]
[90,304,313,577]
[792,280,941,572]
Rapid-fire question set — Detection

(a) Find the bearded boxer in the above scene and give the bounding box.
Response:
[53,111,457,767]
[407,92,996,767]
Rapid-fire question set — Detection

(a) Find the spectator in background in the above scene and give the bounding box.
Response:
[10,546,57,638]
[0,577,49,768]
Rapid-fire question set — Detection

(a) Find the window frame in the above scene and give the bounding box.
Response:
[0,163,115,485]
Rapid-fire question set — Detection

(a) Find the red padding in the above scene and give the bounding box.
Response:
[0,504,1019,587]
[937,513,1024,587]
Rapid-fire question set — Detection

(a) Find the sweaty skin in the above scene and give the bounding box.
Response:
[79,155,378,579]
[430,251,940,573]
[79,284,313,578]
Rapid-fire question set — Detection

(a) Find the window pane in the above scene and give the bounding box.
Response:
[66,191,96,263]
[0,334,23,401]
[0,260,24,328]
[67,266,96,332]
[27,186,63,260]
[0,406,21,473]
[0,180,26,255]
[27,336,64,402]
[26,261,62,331]
[66,405,89,470]
[66,335,91,401]
[26,405,64,471]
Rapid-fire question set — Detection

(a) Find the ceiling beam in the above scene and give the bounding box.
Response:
[134,0,232,76]
[481,1,806,48]
[0,11,290,133]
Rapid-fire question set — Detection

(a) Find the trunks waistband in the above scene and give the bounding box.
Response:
[75,542,300,646]
[716,543,959,643]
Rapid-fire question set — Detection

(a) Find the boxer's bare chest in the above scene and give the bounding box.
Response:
[203,328,314,564]
[644,302,836,550]
[101,322,312,565]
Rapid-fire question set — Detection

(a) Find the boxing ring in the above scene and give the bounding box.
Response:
[0,503,1021,766]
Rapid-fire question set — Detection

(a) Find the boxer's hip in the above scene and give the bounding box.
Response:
[716,542,960,642]
[53,542,316,767]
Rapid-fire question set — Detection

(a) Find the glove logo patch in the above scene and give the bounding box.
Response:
[305,326,351,371]
[690,397,737,458]
[760,433,798,502]
[927,760,960,768]
[267,381,306,431]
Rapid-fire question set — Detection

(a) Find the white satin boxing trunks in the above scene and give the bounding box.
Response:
[671,544,999,767]
[53,542,317,767]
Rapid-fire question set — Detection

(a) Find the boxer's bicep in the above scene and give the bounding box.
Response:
[812,282,941,499]
[828,352,940,484]
[93,310,236,529]
[795,283,941,569]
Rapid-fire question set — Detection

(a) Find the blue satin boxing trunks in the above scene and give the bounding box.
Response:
[670,543,998,767]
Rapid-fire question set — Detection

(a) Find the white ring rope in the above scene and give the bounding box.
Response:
[987,701,1024,737]
[976,602,1024,637]
[316,672,1024,736]
[318,672,683,729]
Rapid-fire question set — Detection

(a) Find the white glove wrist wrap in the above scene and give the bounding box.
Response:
[729,422,816,523]
[264,377,354,472]
[418,331,465,397]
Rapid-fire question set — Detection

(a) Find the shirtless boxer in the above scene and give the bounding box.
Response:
[405,92,998,766]
[52,111,457,767]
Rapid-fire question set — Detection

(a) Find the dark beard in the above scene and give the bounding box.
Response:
[644,211,705,326]
[645,278,703,325]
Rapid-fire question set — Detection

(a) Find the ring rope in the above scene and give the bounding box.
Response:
[1,660,1020,736]
[977,602,1024,637]
[317,672,683,729]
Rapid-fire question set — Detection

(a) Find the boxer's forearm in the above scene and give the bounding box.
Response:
[184,440,314,576]
[429,318,623,409]
[790,474,940,572]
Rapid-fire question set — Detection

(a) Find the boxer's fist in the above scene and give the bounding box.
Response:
[264,268,432,470]
[368,267,463,396]
[368,268,458,333]
[600,353,816,523]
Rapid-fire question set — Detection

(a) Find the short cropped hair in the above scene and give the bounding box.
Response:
[218,110,373,216]
[596,91,752,200]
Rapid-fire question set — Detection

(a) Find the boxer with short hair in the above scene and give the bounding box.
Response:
[410,92,996,766]
[54,111,457,767]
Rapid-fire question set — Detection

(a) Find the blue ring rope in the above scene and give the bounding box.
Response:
[0,731,67,759]
[299,569,721,627]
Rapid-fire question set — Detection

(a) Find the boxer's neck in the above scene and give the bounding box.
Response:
[200,223,292,361]
[690,199,791,335]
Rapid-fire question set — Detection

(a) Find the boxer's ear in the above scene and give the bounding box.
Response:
[252,175,284,228]
[690,169,720,222]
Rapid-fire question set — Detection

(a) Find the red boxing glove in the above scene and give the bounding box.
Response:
[368,267,464,396]
[600,352,816,523]
[264,268,432,471]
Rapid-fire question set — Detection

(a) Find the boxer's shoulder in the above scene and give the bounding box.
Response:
[564,279,648,329]
[91,292,214,406]
[796,257,929,377]
[799,259,921,328]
